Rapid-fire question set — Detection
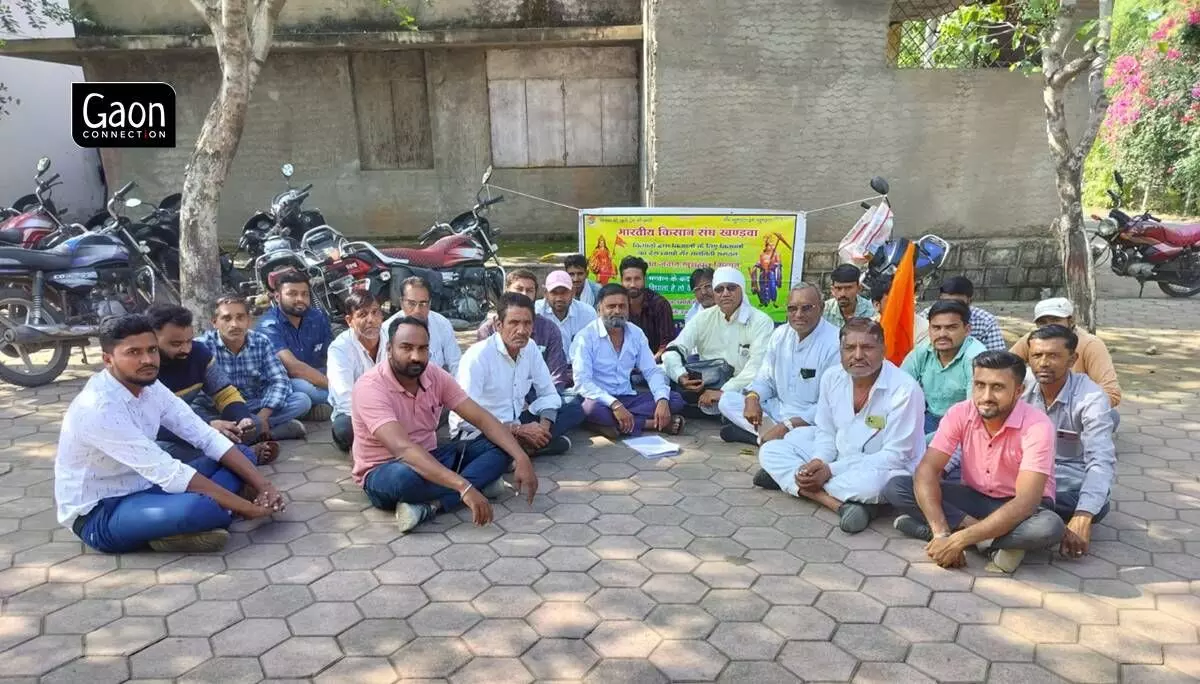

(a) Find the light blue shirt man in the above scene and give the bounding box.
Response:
[570,319,670,406]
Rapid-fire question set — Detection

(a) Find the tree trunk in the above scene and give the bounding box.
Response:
[178,0,285,322]
[1039,0,1113,334]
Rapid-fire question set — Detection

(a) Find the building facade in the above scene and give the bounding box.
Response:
[5,0,1089,297]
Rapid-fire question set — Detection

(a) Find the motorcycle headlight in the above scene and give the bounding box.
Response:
[1095,217,1119,238]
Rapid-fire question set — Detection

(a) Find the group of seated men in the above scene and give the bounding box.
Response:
[54,253,1122,573]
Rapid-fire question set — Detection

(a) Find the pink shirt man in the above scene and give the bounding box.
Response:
[931,399,1057,500]
[350,362,468,485]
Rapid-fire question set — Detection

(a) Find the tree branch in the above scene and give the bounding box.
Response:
[1050,49,1096,88]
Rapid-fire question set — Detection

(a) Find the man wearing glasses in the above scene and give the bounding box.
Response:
[720,284,840,447]
[381,277,462,376]
[685,267,716,323]
[662,267,774,417]
[757,318,926,534]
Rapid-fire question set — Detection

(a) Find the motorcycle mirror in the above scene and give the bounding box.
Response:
[1107,189,1121,207]
[281,163,294,178]
[125,197,144,208]
[36,157,51,174]
[481,165,493,186]
[1113,171,1124,188]
[869,176,889,196]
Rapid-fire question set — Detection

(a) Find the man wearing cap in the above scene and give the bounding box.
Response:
[720,283,840,446]
[536,270,598,355]
[664,266,774,418]
[823,263,875,327]
[1009,298,1121,408]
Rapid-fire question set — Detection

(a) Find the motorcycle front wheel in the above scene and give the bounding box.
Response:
[1158,281,1200,298]
[0,288,70,387]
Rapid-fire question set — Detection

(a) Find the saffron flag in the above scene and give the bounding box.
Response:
[880,241,917,366]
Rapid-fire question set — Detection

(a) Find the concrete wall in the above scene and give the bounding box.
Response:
[73,0,640,34]
[1,0,104,221]
[80,48,637,242]
[644,0,1087,249]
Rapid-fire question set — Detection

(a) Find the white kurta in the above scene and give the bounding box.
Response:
[718,319,841,435]
[450,333,561,439]
[661,301,775,394]
[380,309,461,376]
[758,362,926,503]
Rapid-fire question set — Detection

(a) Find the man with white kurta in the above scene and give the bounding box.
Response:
[758,318,926,533]
[380,276,462,375]
[664,266,774,417]
[326,292,387,452]
[719,283,840,447]
[452,293,583,456]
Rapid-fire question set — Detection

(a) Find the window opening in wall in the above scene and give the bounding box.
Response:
[888,1,1032,69]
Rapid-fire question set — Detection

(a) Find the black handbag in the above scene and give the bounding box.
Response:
[664,346,734,389]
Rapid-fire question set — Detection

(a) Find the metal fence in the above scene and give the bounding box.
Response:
[888,1,1019,69]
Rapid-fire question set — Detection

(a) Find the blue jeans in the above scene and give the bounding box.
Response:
[924,411,942,436]
[362,438,510,513]
[74,452,257,554]
[291,378,329,407]
[198,392,311,428]
[157,440,256,464]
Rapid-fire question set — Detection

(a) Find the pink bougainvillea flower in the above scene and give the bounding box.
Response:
[1167,48,1182,60]
[1188,8,1200,25]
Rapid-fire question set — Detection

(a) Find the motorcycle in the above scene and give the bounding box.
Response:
[238,163,327,259]
[0,157,71,250]
[0,190,173,387]
[1091,171,1200,298]
[334,166,506,327]
[840,177,950,294]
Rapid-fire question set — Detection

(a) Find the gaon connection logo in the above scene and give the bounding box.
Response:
[71,82,176,148]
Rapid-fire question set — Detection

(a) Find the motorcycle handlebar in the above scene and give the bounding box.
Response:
[115,181,136,199]
[481,195,505,208]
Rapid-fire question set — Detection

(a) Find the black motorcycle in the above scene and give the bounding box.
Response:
[239,163,327,259]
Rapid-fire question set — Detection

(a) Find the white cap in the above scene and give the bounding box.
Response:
[712,266,745,290]
[1034,297,1074,321]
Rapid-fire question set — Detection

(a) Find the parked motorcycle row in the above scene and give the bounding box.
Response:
[0,159,508,387]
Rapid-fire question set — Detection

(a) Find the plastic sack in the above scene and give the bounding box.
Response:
[837,198,894,267]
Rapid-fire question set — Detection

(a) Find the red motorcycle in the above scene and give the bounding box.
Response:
[0,157,69,250]
[326,166,506,326]
[1092,171,1200,298]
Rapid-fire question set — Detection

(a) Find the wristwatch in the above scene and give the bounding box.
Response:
[934,532,951,539]
[783,418,795,431]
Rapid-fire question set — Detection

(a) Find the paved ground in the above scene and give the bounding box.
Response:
[0,296,1198,683]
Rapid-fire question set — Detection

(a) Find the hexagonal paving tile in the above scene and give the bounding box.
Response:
[1,634,83,676]
[472,585,544,619]
[526,601,601,638]
[462,618,539,656]
[907,642,989,682]
[260,636,344,678]
[707,621,784,660]
[586,620,663,658]
[816,590,887,623]
[287,601,364,636]
[84,616,167,656]
[129,637,212,678]
[166,599,243,636]
[650,639,728,681]
[355,584,428,619]
[408,601,482,636]
[521,637,600,679]
[778,640,857,681]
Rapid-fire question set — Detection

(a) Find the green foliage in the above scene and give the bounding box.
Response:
[378,0,421,31]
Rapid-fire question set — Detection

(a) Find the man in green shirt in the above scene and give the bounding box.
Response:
[822,264,875,327]
[900,300,986,439]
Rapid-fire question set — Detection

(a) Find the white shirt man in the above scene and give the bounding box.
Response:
[719,317,840,441]
[757,321,926,534]
[326,293,387,452]
[537,270,598,354]
[663,266,774,415]
[380,308,461,376]
[452,334,561,437]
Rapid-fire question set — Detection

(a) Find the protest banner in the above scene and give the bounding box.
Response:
[578,209,807,322]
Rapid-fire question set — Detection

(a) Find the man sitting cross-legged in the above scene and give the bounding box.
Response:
[147,304,279,465]
[453,293,585,457]
[900,299,986,439]
[1022,325,1116,560]
[757,318,926,533]
[255,270,333,420]
[884,351,1065,574]
[664,266,774,418]
[571,283,686,438]
[351,316,538,533]
[326,291,386,452]
[478,268,570,390]
[198,296,310,441]
[719,282,840,448]
[56,315,285,554]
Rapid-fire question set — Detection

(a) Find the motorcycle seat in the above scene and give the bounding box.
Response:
[0,228,24,244]
[0,246,73,270]
[380,241,454,268]
[1161,223,1200,248]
